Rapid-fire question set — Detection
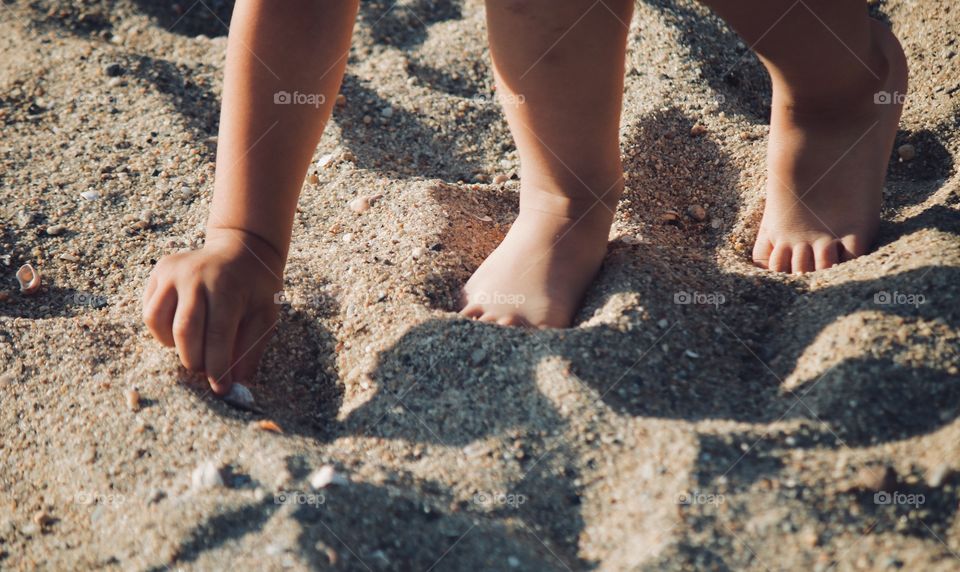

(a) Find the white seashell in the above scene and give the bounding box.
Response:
[309,465,348,489]
[16,264,41,294]
[349,197,370,213]
[317,153,337,169]
[80,190,101,201]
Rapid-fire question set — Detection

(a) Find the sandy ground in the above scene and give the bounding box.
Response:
[1,0,959,570]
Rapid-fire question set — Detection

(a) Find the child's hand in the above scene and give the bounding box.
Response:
[142,229,284,395]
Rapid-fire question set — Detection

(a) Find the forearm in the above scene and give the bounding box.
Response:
[207,0,358,263]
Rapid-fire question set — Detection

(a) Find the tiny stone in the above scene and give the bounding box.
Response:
[493,174,509,185]
[380,107,394,118]
[122,214,138,223]
[690,124,708,136]
[46,224,66,236]
[897,144,916,161]
[104,63,124,77]
[411,246,426,259]
[687,205,708,222]
[307,173,319,185]
[855,465,897,492]
[470,348,487,366]
[80,190,101,201]
[362,115,373,125]
[33,510,53,528]
[335,94,346,107]
[148,489,166,504]
[342,233,353,243]
[139,209,154,224]
[191,461,225,490]
[224,383,255,408]
[125,388,141,411]
[660,211,680,224]
[657,319,669,328]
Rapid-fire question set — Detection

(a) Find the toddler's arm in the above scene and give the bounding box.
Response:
[143,0,358,395]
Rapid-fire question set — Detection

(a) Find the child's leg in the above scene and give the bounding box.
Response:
[703,0,907,273]
[461,0,634,327]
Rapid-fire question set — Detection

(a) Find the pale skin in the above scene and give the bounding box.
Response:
[143,0,907,394]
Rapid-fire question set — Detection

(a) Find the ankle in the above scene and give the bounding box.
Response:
[519,179,623,220]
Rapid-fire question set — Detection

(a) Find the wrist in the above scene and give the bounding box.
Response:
[204,226,287,275]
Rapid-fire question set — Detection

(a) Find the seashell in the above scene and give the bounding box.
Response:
[223,383,255,408]
[80,190,101,201]
[256,420,283,433]
[16,264,41,294]
[349,196,370,213]
[308,465,348,489]
[191,460,225,490]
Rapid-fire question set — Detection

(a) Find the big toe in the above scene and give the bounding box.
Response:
[839,234,871,262]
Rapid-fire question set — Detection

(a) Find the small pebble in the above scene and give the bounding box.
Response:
[125,388,141,411]
[191,461,225,490]
[411,246,426,259]
[307,173,319,185]
[342,233,353,243]
[309,465,347,489]
[855,465,897,492]
[620,235,641,245]
[59,253,80,263]
[470,348,487,366]
[493,174,509,185]
[687,205,708,222]
[349,196,371,213]
[690,124,708,136]
[380,106,394,118]
[660,211,680,224]
[362,115,373,125]
[33,510,53,528]
[139,209,154,224]
[46,224,66,236]
[104,62,124,77]
[335,94,346,107]
[897,144,916,161]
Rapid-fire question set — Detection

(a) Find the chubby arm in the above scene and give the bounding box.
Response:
[143,0,358,395]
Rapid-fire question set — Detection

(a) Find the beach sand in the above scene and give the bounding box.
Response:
[1,0,959,569]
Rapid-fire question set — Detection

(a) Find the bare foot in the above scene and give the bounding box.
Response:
[460,188,618,328]
[753,20,908,273]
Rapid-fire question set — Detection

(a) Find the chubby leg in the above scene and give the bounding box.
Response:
[462,0,634,327]
[702,0,908,273]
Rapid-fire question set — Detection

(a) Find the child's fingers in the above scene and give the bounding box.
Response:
[204,300,242,396]
[142,270,159,308]
[143,285,178,347]
[172,288,207,372]
[232,312,278,386]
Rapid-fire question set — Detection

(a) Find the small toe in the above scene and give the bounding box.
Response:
[768,243,793,273]
[460,303,485,319]
[497,315,530,328]
[813,238,841,270]
[839,234,870,262]
[752,236,774,269]
[478,313,500,324]
[791,243,815,274]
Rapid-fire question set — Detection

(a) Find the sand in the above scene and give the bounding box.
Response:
[1,0,959,570]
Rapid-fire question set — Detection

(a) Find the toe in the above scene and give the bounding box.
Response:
[791,243,815,274]
[752,235,774,269]
[497,315,530,328]
[768,243,793,273]
[460,304,485,319]
[813,238,841,270]
[839,234,870,262]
